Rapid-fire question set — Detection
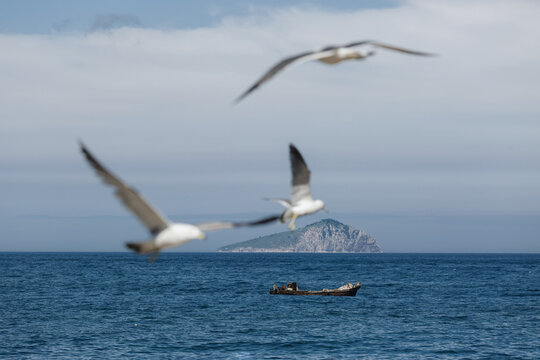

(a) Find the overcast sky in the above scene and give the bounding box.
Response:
[1,0,539,252]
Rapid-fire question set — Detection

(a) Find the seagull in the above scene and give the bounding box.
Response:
[267,144,327,231]
[80,142,279,261]
[234,40,435,103]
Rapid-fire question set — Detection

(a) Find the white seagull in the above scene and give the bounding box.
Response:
[80,143,279,261]
[234,40,434,103]
[267,144,327,231]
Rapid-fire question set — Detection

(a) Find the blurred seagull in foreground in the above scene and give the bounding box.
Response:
[80,142,279,262]
[234,40,435,104]
[267,144,327,231]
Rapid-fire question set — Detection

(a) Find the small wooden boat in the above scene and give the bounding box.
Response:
[269,282,361,296]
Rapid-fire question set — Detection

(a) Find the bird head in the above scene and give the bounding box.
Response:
[315,199,328,212]
[196,230,207,241]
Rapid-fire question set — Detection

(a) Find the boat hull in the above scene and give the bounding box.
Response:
[269,283,361,296]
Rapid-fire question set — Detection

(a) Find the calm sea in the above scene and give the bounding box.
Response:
[0,253,538,359]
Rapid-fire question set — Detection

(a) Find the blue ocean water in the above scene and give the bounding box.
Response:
[0,253,538,359]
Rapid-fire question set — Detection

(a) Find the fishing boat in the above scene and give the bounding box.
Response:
[269,282,361,296]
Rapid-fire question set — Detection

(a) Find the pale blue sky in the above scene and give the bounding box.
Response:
[1,0,539,252]
[0,0,397,33]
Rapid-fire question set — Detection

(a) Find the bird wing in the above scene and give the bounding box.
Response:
[80,143,170,235]
[289,144,312,204]
[264,198,292,209]
[196,214,280,232]
[234,49,336,104]
[342,40,372,48]
[345,40,435,56]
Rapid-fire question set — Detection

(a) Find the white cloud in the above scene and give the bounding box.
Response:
[1,0,539,218]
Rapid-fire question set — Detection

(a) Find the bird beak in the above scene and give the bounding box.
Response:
[323,207,329,213]
[198,233,207,240]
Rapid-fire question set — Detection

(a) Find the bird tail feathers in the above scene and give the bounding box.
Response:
[125,240,158,254]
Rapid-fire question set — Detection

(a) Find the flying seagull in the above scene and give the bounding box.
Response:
[234,40,434,103]
[80,142,279,261]
[267,144,327,231]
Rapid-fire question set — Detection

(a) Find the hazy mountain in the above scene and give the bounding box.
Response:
[218,219,382,253]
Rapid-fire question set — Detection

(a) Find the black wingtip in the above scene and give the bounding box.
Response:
[232,96,242,106]
[79,142,110,177]
[250,214,281,226]
[289,143,303,159]
[411,51,437,57]
[233,93,247,105]
[79,139,87,152]
[235,214,281,228]
[79,141,95,161]
[125,242,141,253]
[289,144,301,158]
[79,142,95,163]
[234,84,259,105]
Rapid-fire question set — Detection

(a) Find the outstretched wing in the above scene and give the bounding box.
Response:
[264,198,292,209]
[289,144,312,204]
[80,142,170,235]
[345,40,435,56]
[196,214,280,232]
[343,40,372,48]
[234,49,335,104]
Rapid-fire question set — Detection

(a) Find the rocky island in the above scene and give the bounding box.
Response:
[218,218,382,253]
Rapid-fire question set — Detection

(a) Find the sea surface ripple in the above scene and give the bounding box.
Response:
[0,253,538,359]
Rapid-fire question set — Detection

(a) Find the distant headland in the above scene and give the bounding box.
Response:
[218,218,382,253]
